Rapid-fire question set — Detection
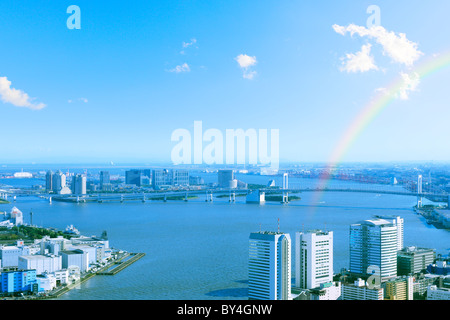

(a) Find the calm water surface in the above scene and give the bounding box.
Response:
[0,175,448,300]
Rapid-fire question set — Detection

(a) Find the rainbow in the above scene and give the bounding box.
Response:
[309,51,450,206]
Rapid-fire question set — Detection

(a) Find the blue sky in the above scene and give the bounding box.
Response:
[0,0,449,164]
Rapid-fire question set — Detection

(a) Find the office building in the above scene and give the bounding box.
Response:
[172,169,189,186]
[125,170,142,187]
[45,170,53,192]
[349,218,398,282]
[374,215,404,250]
[152,169,189,188]
[341,278,384,300]
[248,231,292,300]
[397,246,436,276]
[218,170,235,188]
[71,174,87,195]
[99,171,110,189]
[295,230,333,289]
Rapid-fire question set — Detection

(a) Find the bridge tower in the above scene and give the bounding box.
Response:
[205,191,213,202]
[417,175,423,208]
[282,173,289,203]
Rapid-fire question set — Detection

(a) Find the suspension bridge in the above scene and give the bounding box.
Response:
[0,174,448,207]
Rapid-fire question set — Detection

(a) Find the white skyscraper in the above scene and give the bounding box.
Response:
[52,170,66,194]
[248,231,292,300]
[374,215,404,250]
[295,230,333,289]
[71,174,87,195]
[350,218,398,282]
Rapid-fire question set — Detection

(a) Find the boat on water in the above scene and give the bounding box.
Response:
[64,224,80,235]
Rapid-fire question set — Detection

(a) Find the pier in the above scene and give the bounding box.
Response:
[96,253,146,275]
[22,252,145,300]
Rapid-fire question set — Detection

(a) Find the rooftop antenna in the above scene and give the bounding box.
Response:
[259,223,261,233]
[277,218,280,233]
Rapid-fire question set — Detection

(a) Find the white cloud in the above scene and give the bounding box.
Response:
[68,97,88,104]
[332,24,423,66]
[180,38,197,55]
[168,63,190,73]
[182,38,197,49]
[243,70,257,80]
[235,54,257,69]
[235,54,258,79]
[397,72,420,100]
[0,76,46,110]
[340,44,379,73]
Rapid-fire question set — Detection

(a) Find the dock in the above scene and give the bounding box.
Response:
[96,253,146,275]
[23,252,145,300]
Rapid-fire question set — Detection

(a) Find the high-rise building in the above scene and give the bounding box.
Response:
[100,171,110,189]
[218,170,235,188]
[374,215,404,250]
[295,230,333,289]
[71,174,87,195]
[152,169,189,188]
[125,170,142,187]
[248,231,292,300]
[52,170,66,194]
[172,169,189,186]
[45,170,53,192]
[397,246,436,276]
[349,218,398,282]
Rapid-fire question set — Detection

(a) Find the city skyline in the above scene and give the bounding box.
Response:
[1,1,450,165]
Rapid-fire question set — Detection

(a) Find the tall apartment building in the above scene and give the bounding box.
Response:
[295,230,333,289]
[349,218,398,282]
[52,170,66,194]
[248,231,292,300]
[397,246,436,276]
[384,276,414,300]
